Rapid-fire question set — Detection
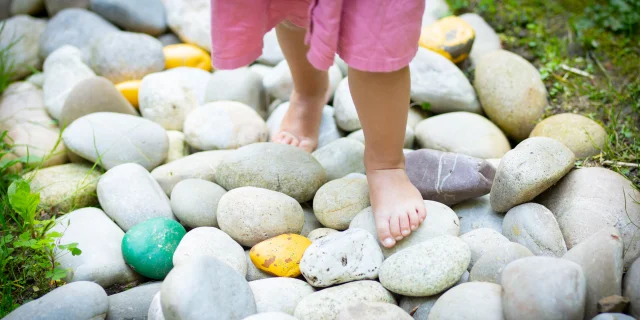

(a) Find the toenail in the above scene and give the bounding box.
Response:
[395,236,403,241]
[383,238,395,247]
[402,229,410,235]
[411,225,417,230]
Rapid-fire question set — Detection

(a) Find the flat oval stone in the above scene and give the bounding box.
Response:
[250,234,311,278]
[122,217,186,280]
[469,242,533,284]
[249,278,315,315]
[107,282,162,320]
[530,113,606,158]
[312,138,365,181]
[428,282,503,320]
[173,227,246,276]
[379,235,470,296]
[205,66,265,117]
[170,179,226,228]
[115,80,141,108]
[337,302,413,320]
[313,177,370,230]
[151,150,233,195]
[502,203,567,257]
[459,228,510,270]
[333,77,361,132]
[452,194,503,235]
[26,163,101,213]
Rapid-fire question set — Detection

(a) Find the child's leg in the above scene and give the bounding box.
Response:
[348,66,427,248]
[271,22,328,152]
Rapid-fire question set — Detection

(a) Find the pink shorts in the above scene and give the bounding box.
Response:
[210,0,425,73]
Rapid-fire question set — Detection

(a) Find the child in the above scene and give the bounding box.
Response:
[210,0,427,248]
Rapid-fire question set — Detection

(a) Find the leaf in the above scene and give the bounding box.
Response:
[420,102,431,112]
[46,267,68,281]
[69,247,82,256]
[8,179,40,225]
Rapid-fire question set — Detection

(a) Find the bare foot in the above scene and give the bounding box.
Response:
[271,89,326,153]
[367,168,427,248]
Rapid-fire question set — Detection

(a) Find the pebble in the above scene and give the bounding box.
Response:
[502,203,567,257]
[294,280,396,320]
[379,235,471,296]
[267,102,343,149]
[459,13,502,64]
[48,208,139,287]
[427,282,503,320]
[43,45,96,120]
[170,179,226,228]
[490,137,575,212]
[398,272,469,319]
[530,113,607,158]
[469,242,533,284]
[334,55,348,76]
[173,227,246,276]
[337,302,413,320]
[307,228,339,242]
[452,195,503,235]
[405,149,495,206]
[3,281,108,320]
[312,138,365,181]
[0,15,46,80]
[350,200,460,258]
[158,33,181,46]
[215,143,327,203]
[97,163,175,231]
[26,72,45,88]
[44,0,89,15]
[347,126,415,149]
[25,163,101,213]
[163,0,211,51]
[257,29,284,65]
[161,256,257,320]
[419,16,475,63]
[409,47,481,114]
[243,312,298,320]
[536,167,640,268]
[205,67,267,118]
[263,60,342,101]
[163,43,212,71]
[301,204,323,237]
[90,31,165,83]
[151,150,233,195]
[474,49,547,140]
[249,63,274,79]
[60,76,138,127]
[107,282,162,320]
[10,0,45,15]
[459,228,510,270]
[313,177,370,230]
[183,101,268,150]
[165,130,188,163]
[415,112,511,159]
[249,234,311,277]
[623,257,640,318]
[217,187,304,246]
[501,256,587,320]
[249,278,315,315]
[333,77,361,132]
[90,0,167,36]
[592,314,637,320]
[245,250,273,281]
[115,80,141,108]
[407,107,428,130]
[300,228,384,287]
[39,8,118,59]
[563,227,624,319]
[148,292,165,320]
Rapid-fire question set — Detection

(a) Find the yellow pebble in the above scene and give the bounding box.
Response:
[163,44,212,71]
[115,80,141,108]
[249,233,312,278]
[419,16,475,63]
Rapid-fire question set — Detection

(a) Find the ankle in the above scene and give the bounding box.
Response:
[364,149,405,172]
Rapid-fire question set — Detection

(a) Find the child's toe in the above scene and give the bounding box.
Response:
[375,216,395,248]
[389,216,403,241]
[399,212,411,236]
[408,209,420,230]
[416,203,427,222]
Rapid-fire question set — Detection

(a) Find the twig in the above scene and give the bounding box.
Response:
[560,64,594,78]
[601,160,639,168]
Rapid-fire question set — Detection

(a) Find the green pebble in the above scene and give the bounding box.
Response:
[121,217,186,280]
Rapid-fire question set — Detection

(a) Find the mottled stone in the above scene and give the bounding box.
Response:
[313,177,370,230]
[249,278,315,315]
[26,163,100,213]
[530,113,607,158]
[452,195,503,235]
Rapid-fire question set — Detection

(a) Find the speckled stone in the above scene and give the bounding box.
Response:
[452,195,503,235]
[312,138,365,181]
[307,228,339,242]
[170,179,226,228]
[623,257,640,318]
[245,250,273,281]
[398,272,469,319]
[151,150,233,195]
[313,177,370,230]
[173,227,246,276]
[502,203,567,257]
[379,235,471,296]
[459,228,510,270]
[469,242,533,284]
[428,282,503,320]
[26,163,101,213]
[106,282,162,320]
[530,113,607,158]
[249,278,315,315]
[337,302,413,320]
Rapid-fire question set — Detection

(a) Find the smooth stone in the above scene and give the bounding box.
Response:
[60,76,138,127]
[249,278,315,315]
[170,179,226,228]
[26,72,45,88]
[217,187,304,246]
[0,15,46,80]
[469,242,533,284]
[243,313,297,320]
[39,8,118,59]
[267,102,343,149]
[347,126,415,149]
[313,177,370,230]
[44,0,89,15]
[90,0,167,35]
[415,112,511,159]
[530,113,607,158]
[307,228,339,242]
[48,208,139,287]
[173,227,246,276]
[592,314,636,320]
[249,64,273,79]
[115,80,141,107]
[205,67,267,118]
[337,302,413,320]
[139,67,210,130]
[379,235,471,296]
[418,16,475,63]
[409,47,481,114]
[623,257,640,318]
[536,167,640,268]
[148,292,165,320]
[164,130,188,163]
[334,55,348,76]
[161,256,256,320]
[90,31,165,83]
[490,137,575,212]
[107,282,162,320]
[257,28,284,66]
[264,60,342,101]
[183,101,268,150]
[294,280,396,320]
[151,150,233,195]
[215,143,327,203]
[10,0,45,15]
[333,77,361,132]
[563,227,624,319]
[163,43,211,71]
[502,203,567,257]
[350,201,460,258]
[3,281,108,320]
[300,228,384,287]
[405,149,495,206]
[407,107,428,130]
[427,282,503,320]
[474,49,547,140]
[163,0,211,51]
[452,195,503,235]
[424,0,449,19]
[459,13,501,64]
[245,250,273,281]
[25,163,100,213]
[312,138,365,181]
[43,45,96,120]
[301,204,323,237]
[158,33,181,46]
[63,112,169,170]
[459,228,510,270]
[398,272,469,319]
[501,256,587,320]
[97,163,175,231]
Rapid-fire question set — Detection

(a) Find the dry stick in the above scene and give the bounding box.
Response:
[560,64,594,78]
[601,160,640,168]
